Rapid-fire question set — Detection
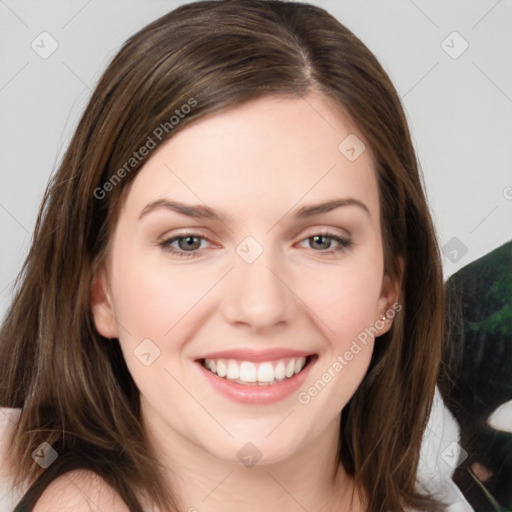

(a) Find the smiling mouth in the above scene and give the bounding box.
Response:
[197,354,318,386]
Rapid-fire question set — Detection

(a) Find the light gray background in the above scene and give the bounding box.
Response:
[1,0,511,318]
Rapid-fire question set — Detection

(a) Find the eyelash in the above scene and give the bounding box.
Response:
[158,231,353,259]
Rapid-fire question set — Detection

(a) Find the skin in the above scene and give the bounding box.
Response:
[89,92,400,512]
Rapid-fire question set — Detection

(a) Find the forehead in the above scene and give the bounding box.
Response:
[121,93,379,224]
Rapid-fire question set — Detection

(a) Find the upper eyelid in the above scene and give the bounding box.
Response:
[160,224,351,240]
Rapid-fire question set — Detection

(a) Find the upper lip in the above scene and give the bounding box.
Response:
[195,348,315,363]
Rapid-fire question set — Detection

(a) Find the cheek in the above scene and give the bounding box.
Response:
[111,252,211,340]
[294,253,383,409]
[296,273,379,411]
[299,255,384,345]
[108,253,209,408]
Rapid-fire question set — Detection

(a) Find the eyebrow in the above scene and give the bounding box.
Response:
[138,197,370,222]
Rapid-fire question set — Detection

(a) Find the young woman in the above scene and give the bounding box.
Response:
[0,1,445,510]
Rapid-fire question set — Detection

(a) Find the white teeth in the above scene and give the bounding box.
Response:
[285,360,295,378]
[295,357,306,374]
[239,361,257,382]
[202,356,310,384]
[226,360,239,380]
[216,360,227,378]
[275,361,286,380]
[257,362,275,383]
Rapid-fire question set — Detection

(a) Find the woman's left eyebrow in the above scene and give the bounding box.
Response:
[138,197,370,223]
[294,198,370,219]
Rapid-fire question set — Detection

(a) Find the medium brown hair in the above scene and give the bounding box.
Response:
[0,1,445,510]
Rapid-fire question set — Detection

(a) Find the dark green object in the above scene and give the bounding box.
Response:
[439,240,512,512]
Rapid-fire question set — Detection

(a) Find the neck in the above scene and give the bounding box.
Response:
[140,399,363,512]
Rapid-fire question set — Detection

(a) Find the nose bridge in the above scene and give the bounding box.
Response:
[221,235,292,330]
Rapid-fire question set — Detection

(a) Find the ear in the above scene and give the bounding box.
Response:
[374,256,404,337]
[90,265,119,339]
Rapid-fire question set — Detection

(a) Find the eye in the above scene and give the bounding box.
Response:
[298,231,353,256]
[158,231,353,259]
[158,233,212,259]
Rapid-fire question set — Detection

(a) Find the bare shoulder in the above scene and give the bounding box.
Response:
[33,469,129,512]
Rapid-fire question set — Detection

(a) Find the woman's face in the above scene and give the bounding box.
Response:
[92,92,398,466]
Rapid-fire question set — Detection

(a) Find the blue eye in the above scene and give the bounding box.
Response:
[158,231,352,259]
[300,232,353,254]
[158,233,208,258]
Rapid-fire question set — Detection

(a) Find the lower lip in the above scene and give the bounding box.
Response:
[195,356,317,405]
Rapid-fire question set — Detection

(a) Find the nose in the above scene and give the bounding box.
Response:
[220,243,294,333]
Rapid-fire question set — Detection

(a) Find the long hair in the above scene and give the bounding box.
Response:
[0,1,445,510]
